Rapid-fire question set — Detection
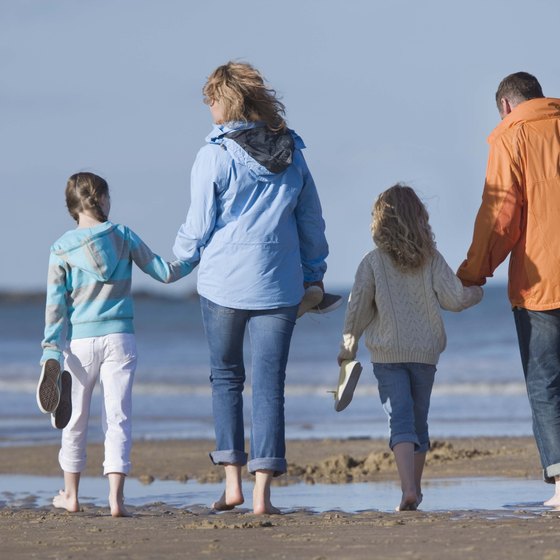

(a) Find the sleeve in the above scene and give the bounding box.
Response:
[128,228,192,283]
[457,136,524,286]
[173,146,220,266]
[337,256,376,362]
[294,152,329,283]
[40,253,69,365]
[433,251,483,311]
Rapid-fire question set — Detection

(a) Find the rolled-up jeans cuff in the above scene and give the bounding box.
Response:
[103,463,131,476]
[209,450,248,466]
[248,457,287,477]
[544,462,560,483]
[416,439,431,454]
[389,433,420,450]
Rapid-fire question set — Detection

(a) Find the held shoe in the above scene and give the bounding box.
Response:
[51,371,72,430]
[36,359,61,414]
[308,293,343,315]
[332,360,362,412]
[297,285,324,318]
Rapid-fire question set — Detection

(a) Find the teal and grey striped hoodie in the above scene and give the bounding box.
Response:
[41,222,192,365]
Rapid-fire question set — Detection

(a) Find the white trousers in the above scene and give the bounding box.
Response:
[59,333,137,475]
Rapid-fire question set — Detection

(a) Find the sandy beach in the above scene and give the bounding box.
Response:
[2,436,560,559]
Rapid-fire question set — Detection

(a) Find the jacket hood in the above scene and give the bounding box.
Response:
[488,97,560,143]
[206,121,305,178]
[51,222,125,281]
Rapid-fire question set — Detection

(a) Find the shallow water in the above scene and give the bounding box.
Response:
[0,475,551,515]
[0,287,534,446]
[0,390,534,448]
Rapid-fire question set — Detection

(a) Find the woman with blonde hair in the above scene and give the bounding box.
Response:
[174,61,329,514]
[337,184,482,511]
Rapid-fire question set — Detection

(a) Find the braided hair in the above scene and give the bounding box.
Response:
[65,172,109,223]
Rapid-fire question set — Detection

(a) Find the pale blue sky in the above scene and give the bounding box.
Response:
[2,0,559,294]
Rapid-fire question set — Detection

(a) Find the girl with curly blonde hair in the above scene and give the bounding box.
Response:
[372,184,435,271]
[338,183,482,511]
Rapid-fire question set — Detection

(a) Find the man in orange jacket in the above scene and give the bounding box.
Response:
[458,72,560,506]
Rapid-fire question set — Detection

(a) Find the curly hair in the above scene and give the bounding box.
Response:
[372,184,435,271]
[65,172,109,224]
[203,61,286,132]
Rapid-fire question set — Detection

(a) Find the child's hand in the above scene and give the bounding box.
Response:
[337,354,352,367]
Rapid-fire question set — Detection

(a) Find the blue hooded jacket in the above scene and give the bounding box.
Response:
[173,121,328,309]
[42,222,192,364]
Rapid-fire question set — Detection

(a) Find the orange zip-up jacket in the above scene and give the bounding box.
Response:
[457,97,560,311]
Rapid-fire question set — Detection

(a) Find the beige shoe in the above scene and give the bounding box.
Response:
[308,292,343,314]
[297,285,324,318]
[333,360,362,412]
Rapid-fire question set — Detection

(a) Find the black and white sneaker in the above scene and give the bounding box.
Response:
[36,359,61,414]
[51,371,72,430]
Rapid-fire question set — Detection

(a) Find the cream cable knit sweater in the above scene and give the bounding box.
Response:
[339,249,483,365]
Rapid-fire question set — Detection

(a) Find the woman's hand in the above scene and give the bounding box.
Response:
[304,280,324,292]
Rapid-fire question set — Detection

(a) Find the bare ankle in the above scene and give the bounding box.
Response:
[397,490,419,512]
[109,497,131,518]
[252,469,281,515]
[53,489,80,513]
[212,489,244,511]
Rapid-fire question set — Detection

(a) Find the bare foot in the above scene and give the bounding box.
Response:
[396,491,418,511]
[544,492,560,507]
[253,501,281,515]
[212,490,244,511]
[252,469,282,515]
[252,488,281,515]
[109,496,132,518]
[52,489,79,513]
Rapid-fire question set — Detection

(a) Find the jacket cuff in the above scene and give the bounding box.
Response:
[40,349,62,366]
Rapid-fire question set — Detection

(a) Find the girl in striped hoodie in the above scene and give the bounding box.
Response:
[38,172,191,516]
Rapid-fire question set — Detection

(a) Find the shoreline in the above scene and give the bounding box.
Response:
[3,436,559,560]
[0,435,543,483]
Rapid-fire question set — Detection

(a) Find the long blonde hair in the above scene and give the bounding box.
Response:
[203,61,286,132]
[372,184,435,271]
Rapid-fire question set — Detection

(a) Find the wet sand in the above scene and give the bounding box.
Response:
[2,436,560,559]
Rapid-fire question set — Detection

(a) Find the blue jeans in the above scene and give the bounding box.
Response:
[373,362,436,453]
[513,307,560,482]
[200,296,298,476]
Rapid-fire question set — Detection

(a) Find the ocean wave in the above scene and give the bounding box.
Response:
[0,379,527,397]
